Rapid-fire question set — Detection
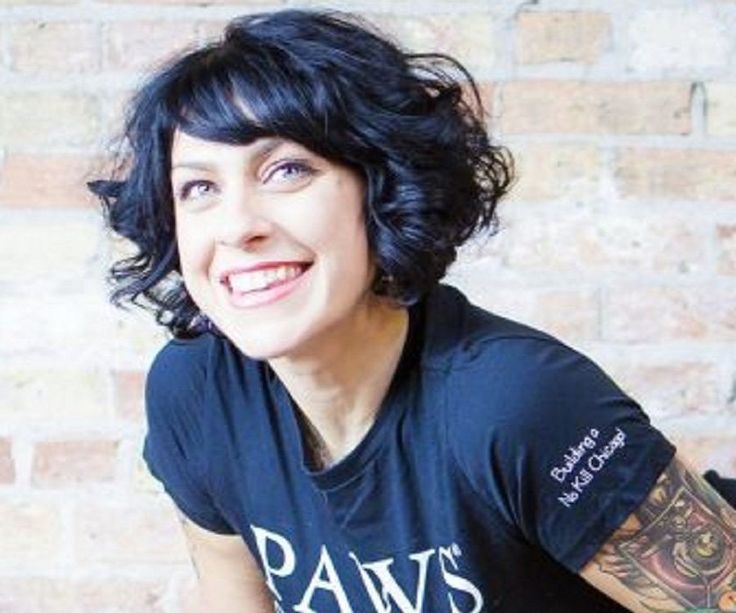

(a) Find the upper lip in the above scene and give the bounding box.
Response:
[217,261,311,284]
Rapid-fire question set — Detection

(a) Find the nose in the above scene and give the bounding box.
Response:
[215,191,273,249]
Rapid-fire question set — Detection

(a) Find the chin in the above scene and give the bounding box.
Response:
[198,279,373,360]
[218,329,292,361]
[220,320,317,361]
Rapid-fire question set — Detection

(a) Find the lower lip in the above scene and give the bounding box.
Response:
[225,266,311,309]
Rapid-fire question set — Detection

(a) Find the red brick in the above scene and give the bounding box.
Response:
[0,93,99,147]
[75,577,169,612]
[603,286,736,342]
[9,21,99,73]
[105,0,271,3]
[605,287,705,342]
[101,88,134,127]
[627,8,729,73]
[0,216,102,281]
[507,143,601,201]
[0,437,15,483]
[376,14,496,74]
[531,288,599,342]
[0,369,111,422]
[501,81,691,135]
[670,436,736,476]
[717,225,736,274]
[0,578,74,611]
[113,370,146,420]
[111,308,170,358]
[500,216,705,275]
[706,83,736,136]
[0,501,64,567]
[606,361,722,420]
[516,11,610,65]
[32,440,118,487]
[616,148,736,202]
[105,21,199,72]
[446,275,598,343]
[75,500,188,563]
[0,154,100,208]
[0,577,168,613]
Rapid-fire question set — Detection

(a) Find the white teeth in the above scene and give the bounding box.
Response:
[227,264,304,293]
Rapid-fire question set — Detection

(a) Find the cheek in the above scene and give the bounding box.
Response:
[306,187,369,256]
[175,221,213,278]
[310,214,371,269]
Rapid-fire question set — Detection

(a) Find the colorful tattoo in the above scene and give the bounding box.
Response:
[591,457,736,612]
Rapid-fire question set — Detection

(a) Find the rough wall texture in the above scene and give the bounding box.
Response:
[1,0,735,611]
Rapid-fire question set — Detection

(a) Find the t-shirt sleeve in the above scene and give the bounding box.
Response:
[143,337,236,535]
[449,336,676,573]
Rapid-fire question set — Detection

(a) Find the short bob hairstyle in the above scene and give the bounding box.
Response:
[90,9,513,336]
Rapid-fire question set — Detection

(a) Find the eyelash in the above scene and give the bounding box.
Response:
[264,159,315,183]
[176,180,214,202]
[175,159,316,202]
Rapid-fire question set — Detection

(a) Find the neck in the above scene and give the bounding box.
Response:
[268,295,410,468]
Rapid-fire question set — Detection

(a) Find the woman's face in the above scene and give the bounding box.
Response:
[170,130,376,359]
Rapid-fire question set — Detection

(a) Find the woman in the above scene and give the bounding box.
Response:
[90,10,736,612]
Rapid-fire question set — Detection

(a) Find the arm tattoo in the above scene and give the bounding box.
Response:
[591,457,736,612]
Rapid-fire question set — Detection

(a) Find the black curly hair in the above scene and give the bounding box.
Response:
[89,9,514,336]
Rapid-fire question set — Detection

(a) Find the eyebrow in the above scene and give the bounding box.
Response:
[170,137,288,172]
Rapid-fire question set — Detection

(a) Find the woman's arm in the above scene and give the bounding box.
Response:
[178,511,275,613]
[580,454,736,612]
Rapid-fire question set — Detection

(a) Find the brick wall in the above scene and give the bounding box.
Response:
[1,1,734,611]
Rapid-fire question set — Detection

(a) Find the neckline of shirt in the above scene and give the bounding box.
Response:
[271,294,428,492]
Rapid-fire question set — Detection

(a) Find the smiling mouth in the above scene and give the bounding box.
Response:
[221,263,312,295]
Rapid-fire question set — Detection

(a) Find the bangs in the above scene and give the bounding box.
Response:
[165,42,337,156]
[95,9,512,335]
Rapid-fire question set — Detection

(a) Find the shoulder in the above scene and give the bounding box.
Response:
[443,332,615,458]
[149,332,216,375]
[421,284,523,360]
[426,285,612,419]
[145,333,222,411]
[456,334,609,412]
[430,287,641,469]
[145,331,267,422]
[424,284,570,374]
[142,334,244,535]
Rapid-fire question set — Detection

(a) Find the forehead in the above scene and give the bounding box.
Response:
[170,131,297,168]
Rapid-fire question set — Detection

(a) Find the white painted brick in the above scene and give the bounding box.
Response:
[0,368,111,421]
[75,498,188,563]
[706,82,736,136]
[0,293,116,364]
[0,216,106,284]
[627,8,731,73]
[1,1,736,598]
[0,500,64,568]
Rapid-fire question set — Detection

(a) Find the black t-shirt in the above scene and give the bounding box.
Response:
[143,284,677,612]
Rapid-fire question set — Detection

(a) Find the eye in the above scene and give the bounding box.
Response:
[263,160,315,185]
[175,180,216,202]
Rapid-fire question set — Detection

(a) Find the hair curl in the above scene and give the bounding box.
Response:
[89,9,514,337]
